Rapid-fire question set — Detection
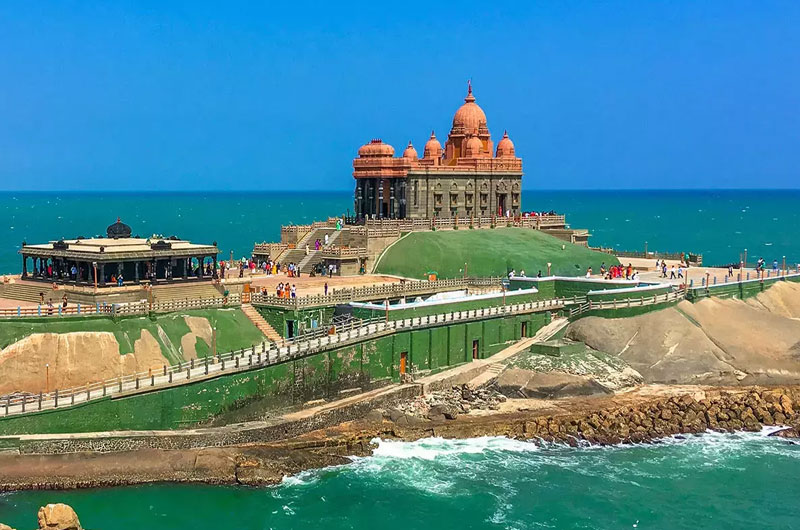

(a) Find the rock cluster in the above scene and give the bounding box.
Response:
[1,503,82,530]
[519,389,798,445]
[384,384,507,423]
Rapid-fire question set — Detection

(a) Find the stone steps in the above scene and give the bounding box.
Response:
[151,283,223,303]
[241,303,282,342]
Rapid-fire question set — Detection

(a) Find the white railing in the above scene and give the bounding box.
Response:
[568,291,684,318]
[0,296,571,418]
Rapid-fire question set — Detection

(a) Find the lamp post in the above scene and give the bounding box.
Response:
[92,261,98,292]
[45,363,50,393]
[547,262,552,276]
[743,248,748,271]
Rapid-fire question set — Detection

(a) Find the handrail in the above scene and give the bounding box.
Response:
[0,295,571,418]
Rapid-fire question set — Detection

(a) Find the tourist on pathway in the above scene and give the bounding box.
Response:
[324,282,328,295]
[291,284,296,298]
[62,294,68,309]
[585,267,592,278]
[670,266,676,280]
[773,259,779,272]
[677,266,684,279]
[728,265,734,278]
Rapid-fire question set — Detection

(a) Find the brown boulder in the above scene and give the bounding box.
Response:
[37,504,82,530]
[0,523,16,530]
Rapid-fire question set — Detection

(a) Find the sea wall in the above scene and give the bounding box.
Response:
[0,312,549,435]
[397,387,800,447]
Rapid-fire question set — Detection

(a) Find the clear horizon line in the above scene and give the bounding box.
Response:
[0,187,799,194]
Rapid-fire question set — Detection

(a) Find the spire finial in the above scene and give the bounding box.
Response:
[465,80,475,102]
[430,130,436,138]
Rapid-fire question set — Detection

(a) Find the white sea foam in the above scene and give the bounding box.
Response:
[370,436,539,460]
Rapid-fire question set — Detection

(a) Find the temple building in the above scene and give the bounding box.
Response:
[353,82,523,219]
[20,219,219,286]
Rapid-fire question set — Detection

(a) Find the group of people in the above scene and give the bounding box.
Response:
[598,262,639,281]
[271,282,297,299]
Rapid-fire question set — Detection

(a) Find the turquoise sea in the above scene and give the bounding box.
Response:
[0,190,798,275]
[2,190,800,528]
[2,431,799,529]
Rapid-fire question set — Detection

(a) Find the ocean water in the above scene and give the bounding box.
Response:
[0,190,798,275]
[2,431,799,529]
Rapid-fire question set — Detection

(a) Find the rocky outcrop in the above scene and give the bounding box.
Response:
[0,503,83,530]
[495,369,612,399]
[386,384,507,422]
[37,504,82,530]
[567,295,800,385]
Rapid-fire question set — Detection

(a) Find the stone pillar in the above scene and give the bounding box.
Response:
[389,180,396,219]
[21,255,27,278]
[98,263,106,286]
[134,262,140,282]
[377,179,384,219]
[212,256,218,279]
[117,262,123,280]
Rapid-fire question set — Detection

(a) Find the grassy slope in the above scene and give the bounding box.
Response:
[0,308,265,362]
[375,228,618,279]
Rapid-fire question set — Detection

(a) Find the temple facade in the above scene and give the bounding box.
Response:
[353,83,523,219]
[20,219,219,287]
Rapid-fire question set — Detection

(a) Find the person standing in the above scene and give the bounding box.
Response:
[324,282,328,295]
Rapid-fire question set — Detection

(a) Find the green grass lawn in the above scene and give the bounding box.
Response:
[0,308,265,363]
[375,228,618,279]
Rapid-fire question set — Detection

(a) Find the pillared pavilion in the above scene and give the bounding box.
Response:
[353,82,523,219]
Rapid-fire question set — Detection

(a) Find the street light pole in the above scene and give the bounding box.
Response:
[92,261,98,292]
[45,363,50,393]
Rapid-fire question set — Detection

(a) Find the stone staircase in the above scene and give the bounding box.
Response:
[151,283,223,304]
[532,317,569,342]
[464,318,570,389]
[0,281,146,305]
[241,303,283,343]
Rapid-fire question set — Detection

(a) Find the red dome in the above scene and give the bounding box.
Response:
[463,135,483,158]
[402,141,418,159]
[423,131,442,159]
[358,139,395,157]
[451,82,488,134]
[496,130,515,158]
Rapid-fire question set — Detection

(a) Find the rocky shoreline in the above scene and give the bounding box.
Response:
[1,384,799,491]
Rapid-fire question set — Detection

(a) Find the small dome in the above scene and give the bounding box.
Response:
[358,139,395,157]
[402,141,418,159]
[451,82,488,134]
[423,131,442,159]
[463,135,483,158]
[106,217,132,239]
[496,130,515,158]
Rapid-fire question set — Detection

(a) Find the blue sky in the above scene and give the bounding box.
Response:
[0,1,798,191]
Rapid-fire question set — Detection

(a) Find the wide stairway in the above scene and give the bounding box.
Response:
[0,282,60,304]
[151,282,223,304]
[277,227,343,274]
[241,303,283,342]
[0,281,145,305]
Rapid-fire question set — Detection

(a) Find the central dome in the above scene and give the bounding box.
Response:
[451,82,488,133]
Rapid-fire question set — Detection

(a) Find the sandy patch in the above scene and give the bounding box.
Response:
[0,330,170,394]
